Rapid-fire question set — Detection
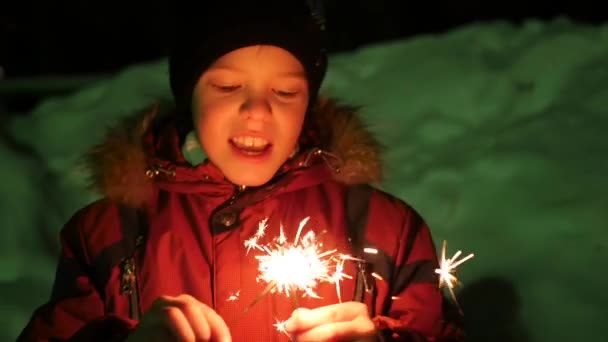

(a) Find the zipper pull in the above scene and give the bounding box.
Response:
[120,256,141,320]
[227,185,247,205]
[357,260,374,293]
[120,257,137,294]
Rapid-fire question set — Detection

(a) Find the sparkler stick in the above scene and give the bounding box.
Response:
[289,288,300,310]
[242,280,277,315]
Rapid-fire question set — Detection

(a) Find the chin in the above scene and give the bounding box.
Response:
[225,172,275,187]
[216,156,289,187]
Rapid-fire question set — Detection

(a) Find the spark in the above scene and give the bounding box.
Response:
[256,218,269,239]
[278,223,287,245]
[331,255,353,303]
[273,317,289,336]
[226,290,240,302]
[371,272,383,281]
[435,240,474,315]
[293,216,310,244]
[244,236,261,254]
[363,247,378,254]
[245,219,269,255]
[242,217,353,314]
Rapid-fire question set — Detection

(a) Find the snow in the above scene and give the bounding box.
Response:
[2,17,606,341]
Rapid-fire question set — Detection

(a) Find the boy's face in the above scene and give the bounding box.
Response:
[192,45,310,187]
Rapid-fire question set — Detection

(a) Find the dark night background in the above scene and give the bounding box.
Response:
[1,1,606,113]
[2,1,606,76]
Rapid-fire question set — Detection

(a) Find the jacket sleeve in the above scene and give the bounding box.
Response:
[16,210,137,342]
[373,208,465,342]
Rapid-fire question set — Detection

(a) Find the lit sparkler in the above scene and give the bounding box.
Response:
[435,240,474,315]
[241,217,353,317]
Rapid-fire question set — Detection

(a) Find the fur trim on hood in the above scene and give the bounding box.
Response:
[84,97,384,207]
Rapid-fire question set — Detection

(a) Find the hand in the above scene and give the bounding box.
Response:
[285,302,377,341]
[125,294,231,342]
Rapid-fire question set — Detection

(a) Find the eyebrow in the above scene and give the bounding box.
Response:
[208,66,307,79]
[277,71,307,79]
[206,65,243,74]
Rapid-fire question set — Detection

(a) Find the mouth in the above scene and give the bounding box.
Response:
[229,136,273,156]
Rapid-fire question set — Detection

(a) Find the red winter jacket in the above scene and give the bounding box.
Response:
[17,99,464,341]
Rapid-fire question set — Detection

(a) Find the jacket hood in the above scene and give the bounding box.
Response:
[84,97,384,208]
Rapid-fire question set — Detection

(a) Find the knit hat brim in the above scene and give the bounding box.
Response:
[168,1,328,115]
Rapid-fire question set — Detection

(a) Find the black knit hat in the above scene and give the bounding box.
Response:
[168,1,328,116]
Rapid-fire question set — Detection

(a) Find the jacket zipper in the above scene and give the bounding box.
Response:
[120,257,140,320]
[211,184,247,309]
[218,184,247,211]
[120,235,144,320]
[230,185,247,203]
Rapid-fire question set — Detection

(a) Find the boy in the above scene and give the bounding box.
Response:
[18,1,462,341]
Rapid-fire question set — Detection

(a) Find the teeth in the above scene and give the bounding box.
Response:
[231,136,269,148]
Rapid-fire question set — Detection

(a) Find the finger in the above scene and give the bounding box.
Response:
[152,295,177,309]
[164,294,231,342]
[170,294,219,341]
[179,298,212,341]
[199,305,232,342]
[163,306,196,342]
[286,302,369,332]
[292,317,376,342]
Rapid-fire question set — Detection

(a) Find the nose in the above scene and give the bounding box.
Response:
[241,93,272,120]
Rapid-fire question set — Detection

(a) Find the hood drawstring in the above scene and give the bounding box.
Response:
[301,148,342,174]
[145,148,343,182]
[145,164,176,179]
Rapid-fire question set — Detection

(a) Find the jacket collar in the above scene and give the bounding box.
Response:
[83,97,384,207]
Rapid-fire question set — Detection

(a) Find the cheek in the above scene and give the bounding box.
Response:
[281,108,307,142]
[192,107,220,150]
[193,97,224,130]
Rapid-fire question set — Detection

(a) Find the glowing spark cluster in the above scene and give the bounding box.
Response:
[238,217,356,335]
[435,240,474,314]
[244,217,353,306]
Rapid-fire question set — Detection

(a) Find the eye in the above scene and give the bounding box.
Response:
[212,84,241,93]
[273,89,298,98]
